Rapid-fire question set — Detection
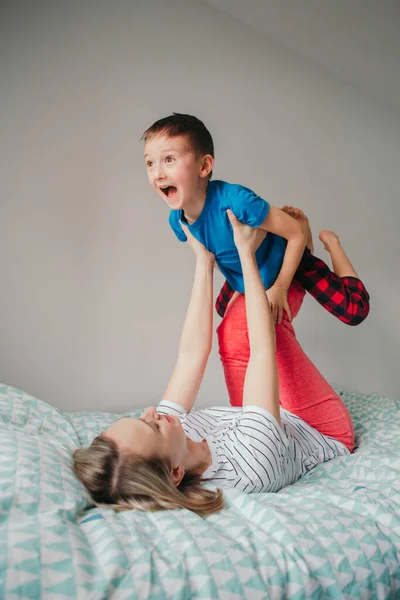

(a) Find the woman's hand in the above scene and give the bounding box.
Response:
[180,221,215,264]
[227,209,266,255]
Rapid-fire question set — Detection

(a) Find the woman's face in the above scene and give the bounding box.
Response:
[104,407,187,468]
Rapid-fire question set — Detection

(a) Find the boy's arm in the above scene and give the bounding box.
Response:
[259,205,306,289]
[259,206,306,322]
[162,229,214,414]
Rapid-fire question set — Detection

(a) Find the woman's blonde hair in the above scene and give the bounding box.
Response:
[73,435,225,518]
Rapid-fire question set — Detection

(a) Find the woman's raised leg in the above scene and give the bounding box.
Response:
[217,281,354,451]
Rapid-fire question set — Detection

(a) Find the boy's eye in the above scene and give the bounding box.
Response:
[146,160,153,168]
[165,156,174,163]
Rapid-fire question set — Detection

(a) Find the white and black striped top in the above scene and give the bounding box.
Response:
[157,401,349,493]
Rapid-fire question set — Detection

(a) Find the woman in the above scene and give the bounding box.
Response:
[73,211,352,517]
[217,208,363,451]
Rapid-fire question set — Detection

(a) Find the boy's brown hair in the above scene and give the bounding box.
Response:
[142,113,214,178]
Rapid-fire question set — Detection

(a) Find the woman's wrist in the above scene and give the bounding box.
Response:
[196,252,215,268]
[238,247,256,264]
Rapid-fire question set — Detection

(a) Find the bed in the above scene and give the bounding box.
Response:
[0,383,399,599]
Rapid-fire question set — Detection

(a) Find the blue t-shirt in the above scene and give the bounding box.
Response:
[169,180,286,293]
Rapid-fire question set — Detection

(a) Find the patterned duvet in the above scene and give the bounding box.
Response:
[0,384,399,599]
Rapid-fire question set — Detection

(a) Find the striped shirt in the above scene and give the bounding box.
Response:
[157,401,349,493]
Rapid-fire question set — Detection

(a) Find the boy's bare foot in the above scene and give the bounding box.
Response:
[282,205,314,253]
[319,230,340,253]
[319,230,358,277]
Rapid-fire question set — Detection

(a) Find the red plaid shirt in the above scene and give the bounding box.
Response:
[215,249,370,326]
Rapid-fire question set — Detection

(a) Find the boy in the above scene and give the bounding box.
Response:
[143,113,306,324]
[142,113,369,326]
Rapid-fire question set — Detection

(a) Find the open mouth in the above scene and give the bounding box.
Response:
[160,185,178,200]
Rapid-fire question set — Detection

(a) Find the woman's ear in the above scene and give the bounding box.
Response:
[199,154,214,179]
[170,465,185,487]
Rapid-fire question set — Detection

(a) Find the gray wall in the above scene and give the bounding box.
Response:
[1,0,399,412]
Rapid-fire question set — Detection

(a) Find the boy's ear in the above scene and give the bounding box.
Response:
[199,154,214,179]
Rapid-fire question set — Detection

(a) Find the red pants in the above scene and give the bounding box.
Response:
[217,282,355,452]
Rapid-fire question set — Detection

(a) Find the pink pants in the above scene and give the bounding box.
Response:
[217,281,355,452]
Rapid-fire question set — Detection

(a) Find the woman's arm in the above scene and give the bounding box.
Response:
[228,210,280,423]
[162,223,214,414]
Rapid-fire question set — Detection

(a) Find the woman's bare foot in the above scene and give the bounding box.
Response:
[318,230,340,253]
[282,206,314,253]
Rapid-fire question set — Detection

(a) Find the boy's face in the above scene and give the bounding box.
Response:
[144,134,211,210]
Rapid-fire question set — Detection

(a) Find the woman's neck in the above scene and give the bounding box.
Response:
[184,438,212,476]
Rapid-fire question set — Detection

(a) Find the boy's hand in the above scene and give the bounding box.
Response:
[180,221,215,264]
[266,284,291,324]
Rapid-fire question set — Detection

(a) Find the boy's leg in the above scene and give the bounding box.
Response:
[283,207,370,326]
[319,230,358,277]
[217,288,354,452]
[215,250,370,326]
[295,249,370,326]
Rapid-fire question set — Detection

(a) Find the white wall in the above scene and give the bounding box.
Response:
[1,0,399,411]
[205,0,400,111]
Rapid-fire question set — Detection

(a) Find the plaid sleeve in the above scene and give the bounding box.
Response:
[294,249,370,326]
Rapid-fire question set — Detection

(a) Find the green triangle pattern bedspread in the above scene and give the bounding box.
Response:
[0,384,399,599]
